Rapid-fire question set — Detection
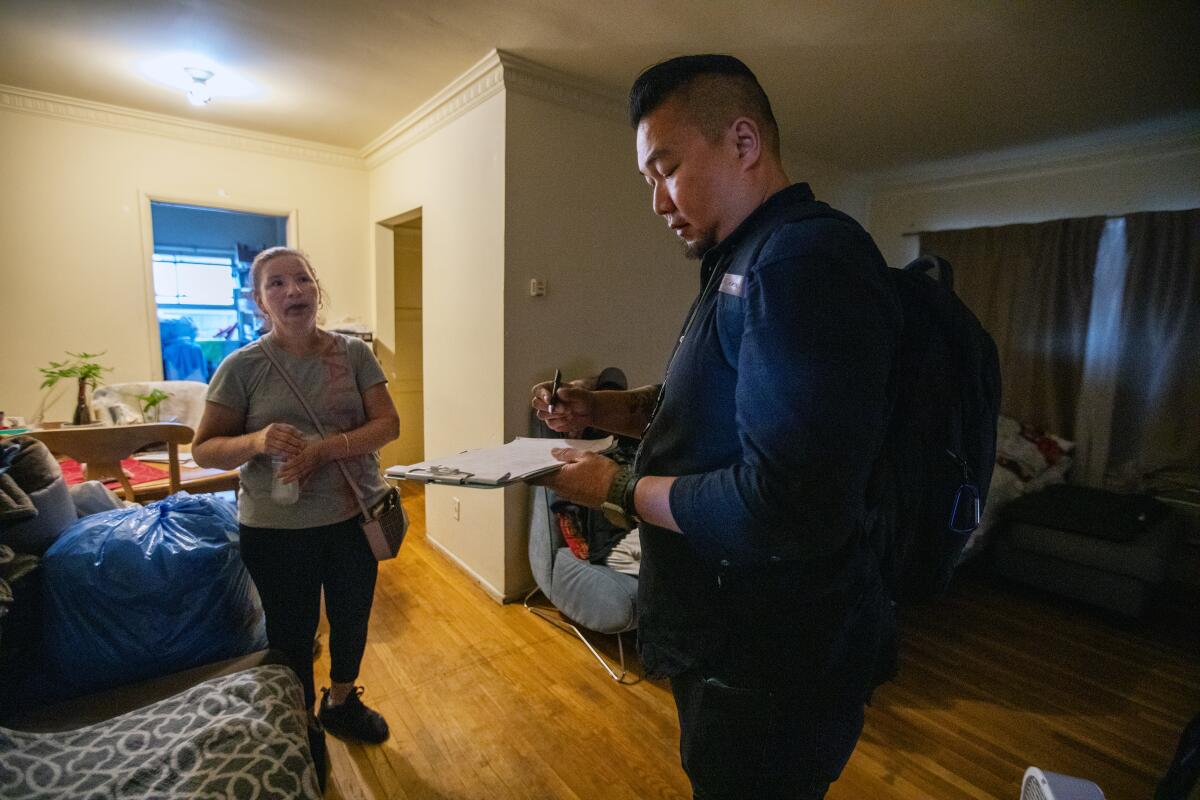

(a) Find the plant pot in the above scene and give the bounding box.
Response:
[72,379,93,426]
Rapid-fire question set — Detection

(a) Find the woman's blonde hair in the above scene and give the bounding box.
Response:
[249,246,329,327]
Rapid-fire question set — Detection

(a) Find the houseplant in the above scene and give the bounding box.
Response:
[38,351,111,426]
[136,388,172,423]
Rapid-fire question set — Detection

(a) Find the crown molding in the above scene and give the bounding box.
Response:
[865,112,1200,195]
[2,51,625,174]
[497,50,625,124]
[0,84,365,170]
[5,52,654,174]
[361,49,506,168]
[361,49,624,169]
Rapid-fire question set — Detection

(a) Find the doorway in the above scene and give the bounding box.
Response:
[149,202,287,381]
[379,214,424,469]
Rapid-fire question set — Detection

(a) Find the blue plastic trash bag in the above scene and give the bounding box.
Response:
[39,492,267,701]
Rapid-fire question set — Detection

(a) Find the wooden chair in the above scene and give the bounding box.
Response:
[28,423,194,501]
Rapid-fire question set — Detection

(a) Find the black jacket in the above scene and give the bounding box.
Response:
[633,183,901,689]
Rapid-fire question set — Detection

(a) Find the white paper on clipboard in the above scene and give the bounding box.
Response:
[385,436,613,487]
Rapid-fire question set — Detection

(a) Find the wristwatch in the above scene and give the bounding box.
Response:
[601,466,639,530]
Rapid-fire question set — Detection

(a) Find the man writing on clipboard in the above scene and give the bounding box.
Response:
[530,55,899,799]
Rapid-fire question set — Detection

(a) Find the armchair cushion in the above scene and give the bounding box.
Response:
[550,549,637,632]
[528,486,637,634]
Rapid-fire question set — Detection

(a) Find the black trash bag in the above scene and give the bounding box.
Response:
[38,492,267,701]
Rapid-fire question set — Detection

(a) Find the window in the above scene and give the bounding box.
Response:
[152,251,240,340]
[153,252,237,308]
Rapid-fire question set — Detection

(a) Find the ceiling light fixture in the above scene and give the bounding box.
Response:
[138,55,260,104]
[184,67,214,106]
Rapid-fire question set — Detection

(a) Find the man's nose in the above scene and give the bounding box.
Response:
[652,183,675,216]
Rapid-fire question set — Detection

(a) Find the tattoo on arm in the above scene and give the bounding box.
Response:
[628,385,661,424]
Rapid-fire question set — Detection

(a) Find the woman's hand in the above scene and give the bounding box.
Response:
[531,380,596,437]
[275,436,330,486]
[256,423,307,458]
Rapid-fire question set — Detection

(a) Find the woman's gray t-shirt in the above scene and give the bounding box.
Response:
[207,332,392,529]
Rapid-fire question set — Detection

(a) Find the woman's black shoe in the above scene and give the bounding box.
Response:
[317,686,390,744]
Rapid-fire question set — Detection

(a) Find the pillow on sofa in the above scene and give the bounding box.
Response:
[996,416,1074,481]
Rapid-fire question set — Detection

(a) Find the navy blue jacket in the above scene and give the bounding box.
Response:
[633,184,901,684]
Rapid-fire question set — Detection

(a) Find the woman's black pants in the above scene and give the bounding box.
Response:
[239,517,378,712]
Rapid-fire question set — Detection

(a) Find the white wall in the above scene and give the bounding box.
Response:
[503,90,695,408]
[368,91,509,599]
[866,126,1200,269]
[0,104,368,423]
[502,90,697,591]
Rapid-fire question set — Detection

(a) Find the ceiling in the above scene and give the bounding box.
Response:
[1,0,1197,174]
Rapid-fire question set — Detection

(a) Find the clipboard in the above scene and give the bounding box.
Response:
[385,436,613,488]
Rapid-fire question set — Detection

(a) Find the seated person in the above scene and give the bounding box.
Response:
[159,318,207,382]
[548,367,641,577]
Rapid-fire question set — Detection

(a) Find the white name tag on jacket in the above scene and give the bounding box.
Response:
[719,273,746,297]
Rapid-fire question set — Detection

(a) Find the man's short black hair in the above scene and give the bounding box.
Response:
[628,54,780,156]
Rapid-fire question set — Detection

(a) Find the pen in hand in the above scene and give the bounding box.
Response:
[548,369,561,415]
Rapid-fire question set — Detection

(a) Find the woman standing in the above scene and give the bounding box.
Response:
[193,246,399,749]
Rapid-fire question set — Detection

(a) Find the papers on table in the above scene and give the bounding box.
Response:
[133,451,198,468]
[386,436,613,487]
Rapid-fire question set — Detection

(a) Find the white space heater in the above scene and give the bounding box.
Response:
[1020,767,1106,800]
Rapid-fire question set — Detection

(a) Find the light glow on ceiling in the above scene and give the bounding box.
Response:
[137,53,260,106]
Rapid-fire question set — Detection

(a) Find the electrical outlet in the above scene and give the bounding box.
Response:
[452,497,460,521]
[529,278,547,297]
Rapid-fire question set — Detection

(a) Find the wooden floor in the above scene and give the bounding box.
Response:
[315,485,1199,800]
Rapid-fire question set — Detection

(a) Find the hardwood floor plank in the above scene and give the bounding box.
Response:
[311,486,1198,799]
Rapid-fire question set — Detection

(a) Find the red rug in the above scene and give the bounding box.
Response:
[59,457,168,488]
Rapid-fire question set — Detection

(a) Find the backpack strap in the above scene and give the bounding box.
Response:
[904,254,955,290]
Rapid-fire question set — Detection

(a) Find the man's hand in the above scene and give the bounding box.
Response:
[531,379,596,436]
[533,448,620,508]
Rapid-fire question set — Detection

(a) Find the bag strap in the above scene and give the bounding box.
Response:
[259,335,373,518]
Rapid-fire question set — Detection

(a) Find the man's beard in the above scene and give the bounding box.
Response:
[681,233,717,260]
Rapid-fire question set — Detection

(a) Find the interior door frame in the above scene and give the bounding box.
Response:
[375,207,424,466]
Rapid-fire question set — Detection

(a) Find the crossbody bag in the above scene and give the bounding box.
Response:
[260,337,407,560]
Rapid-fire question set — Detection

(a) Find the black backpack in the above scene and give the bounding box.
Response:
[868,254,1002,604]
[717,198,1000,604]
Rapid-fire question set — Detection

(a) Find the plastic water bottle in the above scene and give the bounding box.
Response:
[271,454,299,505]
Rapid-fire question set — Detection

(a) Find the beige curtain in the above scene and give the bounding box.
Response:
[920,218,1106,437]
[1105,209,1200,490]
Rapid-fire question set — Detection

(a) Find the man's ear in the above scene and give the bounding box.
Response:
[731,117,762,169]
